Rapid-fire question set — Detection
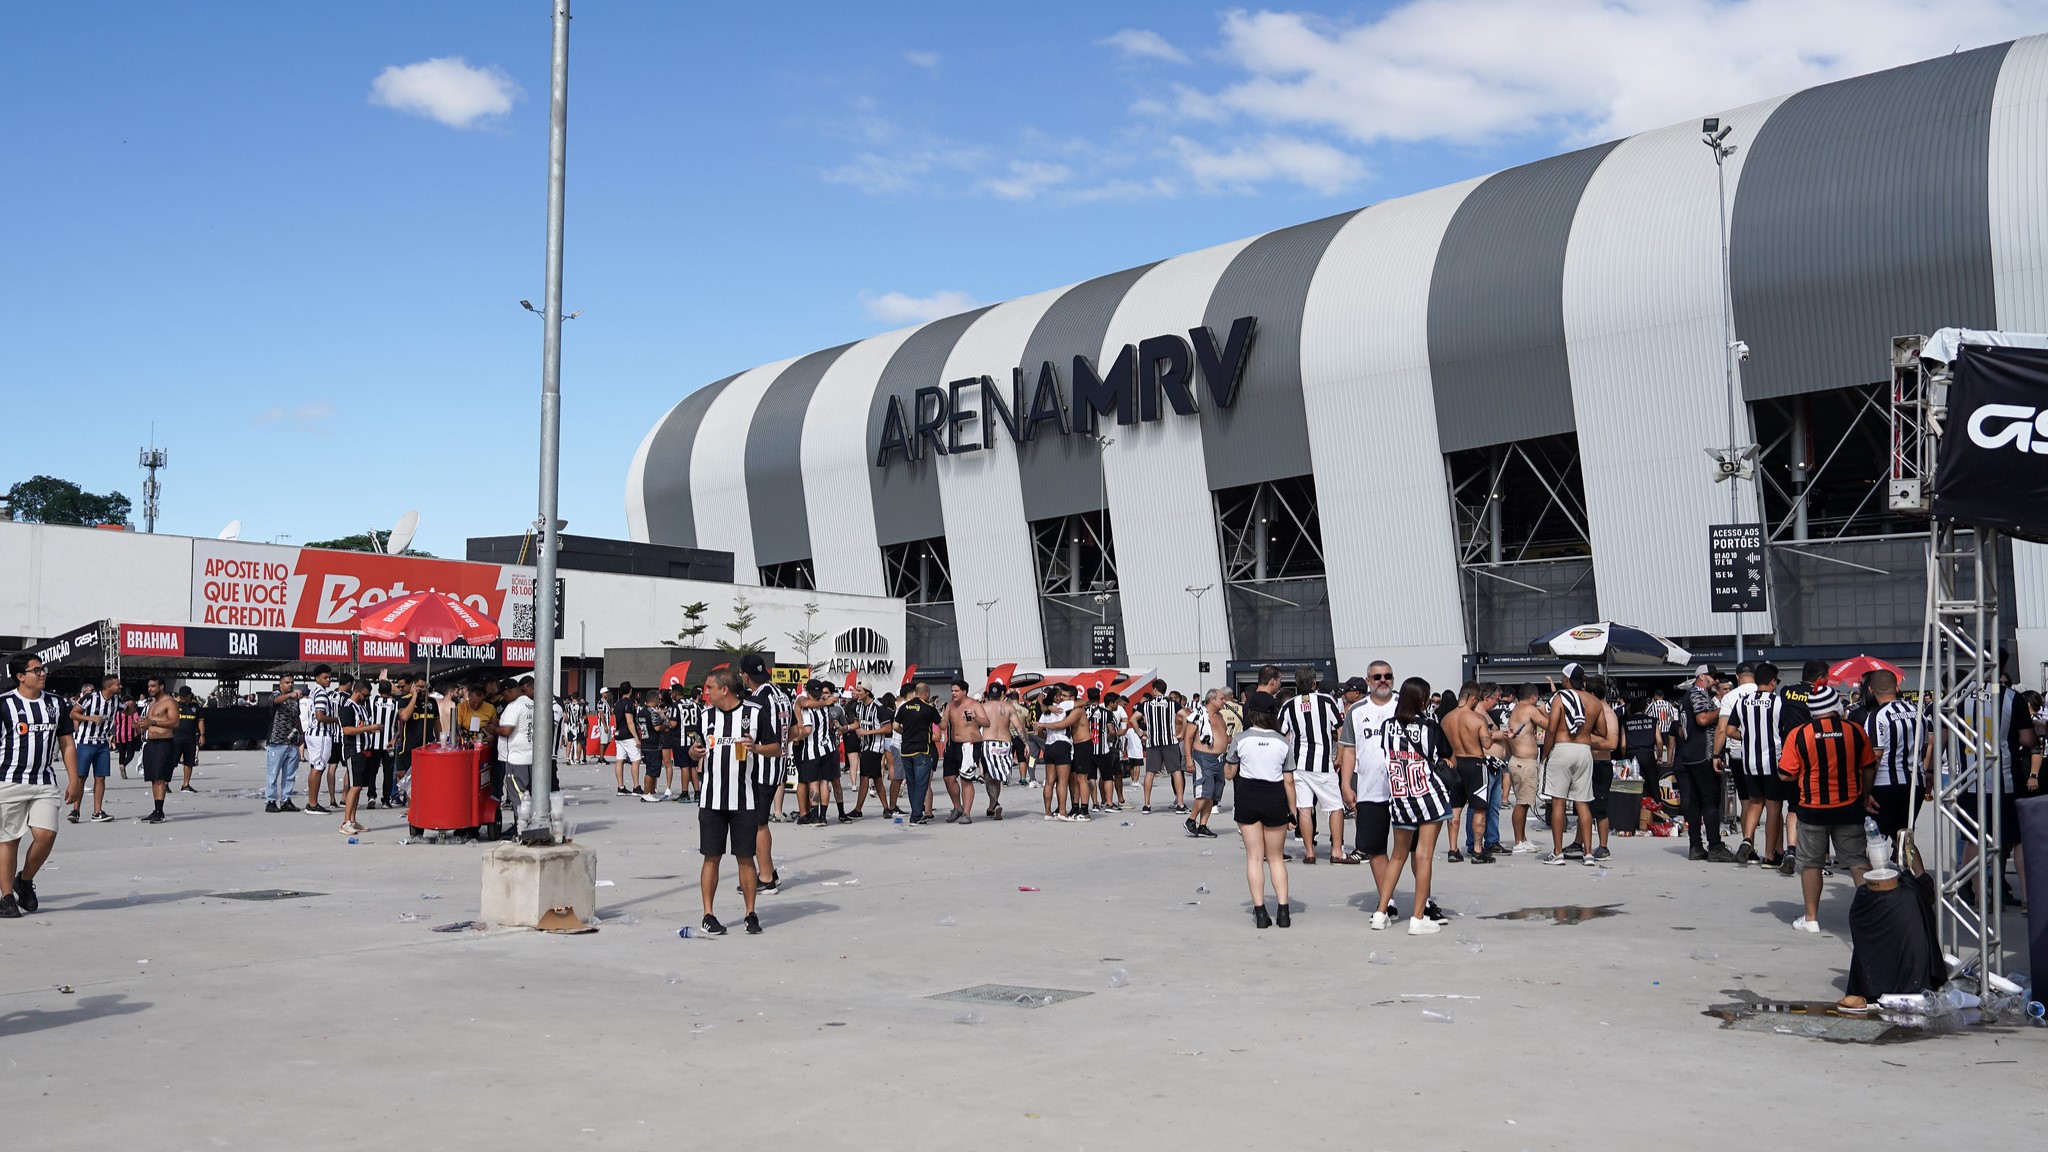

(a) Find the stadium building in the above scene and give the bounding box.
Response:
[629,37,2048,692]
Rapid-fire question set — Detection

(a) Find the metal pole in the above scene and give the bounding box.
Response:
[526,0,571,840]
[1709,130,1746,665]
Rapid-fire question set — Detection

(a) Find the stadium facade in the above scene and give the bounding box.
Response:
[629,37,2048,692]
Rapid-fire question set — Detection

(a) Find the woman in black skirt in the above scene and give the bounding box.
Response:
[1372,677,1453,936]
[1225,691,1298,928]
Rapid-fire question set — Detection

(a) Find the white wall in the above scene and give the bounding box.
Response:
[0,521,198,636]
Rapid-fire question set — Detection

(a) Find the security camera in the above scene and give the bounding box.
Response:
[1731,339,1751,362]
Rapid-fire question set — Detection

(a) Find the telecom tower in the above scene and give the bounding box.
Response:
[139,442,167,533]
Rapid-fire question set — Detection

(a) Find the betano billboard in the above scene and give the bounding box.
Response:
[191,540,538,638]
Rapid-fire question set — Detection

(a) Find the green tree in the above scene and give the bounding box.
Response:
[5,475,131,527]
[663,600,712,647]
[714,591,766,655]
[785,600,827,668]
[303,530,433,557]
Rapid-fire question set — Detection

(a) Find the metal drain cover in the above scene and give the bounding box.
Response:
[211,889,325,901]
[928,983,1092,1007]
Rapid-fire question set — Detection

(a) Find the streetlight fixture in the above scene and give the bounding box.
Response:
[1702,116,1756,663]
[521,299,583,321]
[1186,583,1213,689]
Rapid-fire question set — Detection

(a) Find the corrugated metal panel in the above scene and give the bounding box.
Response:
[745,343,852,567]
[1426,142,1621,454]
[934,286,1075,671]
[1098,237,1257,690]
[1015,263,1159,521]
[1563,98,1787,638]
[690,357,800,582]
[625,396,675,543]
[1300,178,1481,689]
[1989,34,2048,677]
[631,371,742,547]
[802,325,925,596]
[1731,42,2010,401]
[1200,211,1360,490]
[866,307,994,547]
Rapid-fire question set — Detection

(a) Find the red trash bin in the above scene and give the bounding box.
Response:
[407,746,498,840]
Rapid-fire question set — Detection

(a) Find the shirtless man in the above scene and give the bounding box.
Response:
[1184,689,1230,838]
[941,680,986,825]
[1505,683,1546,853]
[1540,664,1598,865]
[140,679,181,824]
[1580,675,1620,863]
[1440,682,1498,863]
[979,682,1018,821]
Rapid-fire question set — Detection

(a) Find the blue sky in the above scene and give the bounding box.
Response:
[5,1,2035,555]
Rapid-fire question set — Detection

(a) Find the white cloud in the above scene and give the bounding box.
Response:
[978,159,1075,200]
[1169,134,1368,195]
[860,289,984,325]
[1189,1,2037,147]
[905,50,941,69]
[256,402,334,427]
[1101,28,1189,63]
[369,57,521,129]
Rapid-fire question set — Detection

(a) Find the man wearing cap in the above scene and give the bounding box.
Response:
[740,654,790,892]
[1676,664,1736,863]
[1776,685,1875,932]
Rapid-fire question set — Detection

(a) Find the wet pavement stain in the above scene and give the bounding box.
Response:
[1702,989,2016,1044]
[1482,903,1624,924]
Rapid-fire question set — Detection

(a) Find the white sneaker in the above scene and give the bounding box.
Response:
[639,792,665,803]
[1407,917,1441,935]
[1791,916,1821,934]
[1511,841,1539,854]
[1541,851,1568,865]
[1369,911,1389,931]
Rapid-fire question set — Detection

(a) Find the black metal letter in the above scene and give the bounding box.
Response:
[913,385,949,459]
[875,394,913,466]
[1190,315,1256,410]
[946,377,980,455]
[1138,333,1196,419]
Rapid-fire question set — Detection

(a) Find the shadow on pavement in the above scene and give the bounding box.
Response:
[67,888,212,911]
[0,994,151,1038]
[757,900,838,927]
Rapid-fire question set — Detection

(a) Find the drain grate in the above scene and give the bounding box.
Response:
[928,983,1092,1007]
[211,889,325,901]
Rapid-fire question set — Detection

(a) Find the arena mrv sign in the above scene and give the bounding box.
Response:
[873,316,1256,467]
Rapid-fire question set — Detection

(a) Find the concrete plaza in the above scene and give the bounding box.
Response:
[5,749,2039,1151]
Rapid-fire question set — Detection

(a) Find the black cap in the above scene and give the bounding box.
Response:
[988,679,1005,691]
[1339,676,1369,694]
[739,653,770,677]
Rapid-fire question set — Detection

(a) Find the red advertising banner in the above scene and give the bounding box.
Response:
[191,540,535,638]
[502,641,536,668]
[358,637,409,664]
[120,624,187,657]
[298,632,354,663]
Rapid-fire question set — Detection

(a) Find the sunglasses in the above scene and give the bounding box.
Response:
[1368,673,1393,681]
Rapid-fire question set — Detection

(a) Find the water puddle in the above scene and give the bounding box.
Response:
[1482,903,1624,925]
[1703,989,2012,1044]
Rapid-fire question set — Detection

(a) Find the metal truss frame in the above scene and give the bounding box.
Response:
[882,538,952,606]
[1216,477,1324,587]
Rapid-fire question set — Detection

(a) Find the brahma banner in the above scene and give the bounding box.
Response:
[191,541,538,639]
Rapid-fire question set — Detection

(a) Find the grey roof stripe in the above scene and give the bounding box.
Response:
[640,371,744,547]
[1426,140,1622,454]
[1730,41,2009,402]
[866,307,997,547]
[1015,263,1161,521]
[745,342,854,567]
[1199,210,1362,490]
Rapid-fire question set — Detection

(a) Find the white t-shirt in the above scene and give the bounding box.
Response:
[1341,695,1399,803]
[1045,702,1074,745]
[1718,683,1758,764]
[1121,728,1143,761]
[499,695,534,765]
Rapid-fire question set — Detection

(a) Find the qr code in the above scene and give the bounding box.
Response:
[510,602,535,640]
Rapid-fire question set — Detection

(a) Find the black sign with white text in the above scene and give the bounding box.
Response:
[1090,623,1118,666]
[1931,343,2048,544]
[1708,524,1767,614]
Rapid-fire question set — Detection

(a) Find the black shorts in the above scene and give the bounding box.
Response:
[174,739,198,767]
[141,740,178,783]
[1233,776,1293,827]
[1355,800,1391,858]
[1735,771,1798,804]
[698,805,758,858]
[349,752,378,789]
[1589,759,1614,820]
[1449,757,1484,809]
[1044,741,1072,767]
[751,776,779,815]
[858,750,884,779]
[798,755,836,785]
[644,756,664,779]
[1868,783,1913,837]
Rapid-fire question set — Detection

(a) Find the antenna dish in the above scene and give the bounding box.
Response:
[218,519,242,541]
[386,509,420,556]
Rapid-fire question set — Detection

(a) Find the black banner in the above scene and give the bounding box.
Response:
[1090,623,1118,666]
[1707,524,1767,613]
[1932,344,2048,543]
[26,621,107,673]
[185,626,300,662]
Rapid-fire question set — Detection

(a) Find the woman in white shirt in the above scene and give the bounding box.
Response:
[1224,691,1298,929]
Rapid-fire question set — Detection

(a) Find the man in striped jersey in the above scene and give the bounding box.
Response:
[302,665,343,816]
[366,680,401,807]
[2,657,80,917]
[66,674,120,824]
[1280,667,1345,863]
[337,679,381,836]
[741,654,789,893]
[1716,661,1789,865]
[1137,680,1185,815]
[1777,686,1875,932]
[792,680,842,825]
[689,668,764,936]
[1080,688,1119,816]
[1862,671,1925,846]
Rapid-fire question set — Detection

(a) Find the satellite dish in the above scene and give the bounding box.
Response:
[386,509,420,556]
[218,520,242,540]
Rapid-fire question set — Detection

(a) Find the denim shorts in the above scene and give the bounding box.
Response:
[1190,751,1225,801]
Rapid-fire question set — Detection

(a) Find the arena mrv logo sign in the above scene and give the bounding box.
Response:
[873,316,1255,467]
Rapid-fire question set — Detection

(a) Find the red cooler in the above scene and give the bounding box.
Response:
[407,746,499,840]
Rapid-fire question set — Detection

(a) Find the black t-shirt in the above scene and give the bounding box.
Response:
[614,703,637,739]
[1775,682,1816,745]
[175,698,201,741]
[1624,713,1656,753]
[893,699,941,756]
[1676,686,1717,762]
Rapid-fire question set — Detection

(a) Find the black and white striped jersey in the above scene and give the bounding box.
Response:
[306,684,344,739]
[855,700,889,753]
[72,690,117,746]
[1380,719,1450,826]
[341,699,377,757]
[1870,698,1925,787]
[1139,696,1181,748]
[1549,689,1587,737]
[1084,703,1118,755]
[748,682,794,785]
[694,700,764,812]
[1279,690,1341,773]
[798,701,837,762]
[364,695,399,751]
[1,689,66,786]
[1728,691,1784,777]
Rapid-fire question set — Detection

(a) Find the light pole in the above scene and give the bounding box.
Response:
[1186,583,1212,690]
[525,0,572,842]
[976,598,999,681]
[1703,116,1753,664]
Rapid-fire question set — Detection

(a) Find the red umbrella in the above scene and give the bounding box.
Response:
[351,591,500,646]
[1826,654,1904,688]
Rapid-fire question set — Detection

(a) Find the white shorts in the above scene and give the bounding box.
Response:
[0,780,64,840]
[1542,744,1596,804]
[304,736,333,770]
[1293,770,1344,815]
[615,738,642,764]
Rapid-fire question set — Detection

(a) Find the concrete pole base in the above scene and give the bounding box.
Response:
[479,841,598,929]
